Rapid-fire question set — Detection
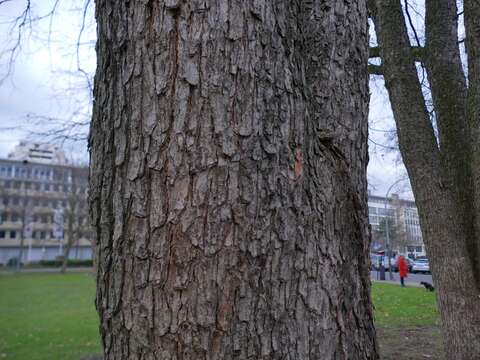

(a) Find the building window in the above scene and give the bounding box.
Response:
[3,198,9,206]
[24,182,31,190]
[4,180,11,188]
[11,213,18,222]
[416,246,422,253]
[10,231,16,239]
[0,231,5,238]
[407,246,415,252]
[40,231,46,239]
[35,183,41,191]
[12,197,19,206]
[44,184,50,191]
[33,198,39,206]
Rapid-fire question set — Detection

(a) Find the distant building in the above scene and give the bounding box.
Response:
[8,141,68,165]
[368,193,425,258]
[0,154,91,265]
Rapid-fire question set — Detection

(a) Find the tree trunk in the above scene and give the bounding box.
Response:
[465,0,480,281]
[60,229,74,274]
[89,1,378,359]
[370,1,480,358]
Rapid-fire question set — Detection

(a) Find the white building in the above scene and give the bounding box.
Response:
[0,152,91,265]
[368,193,425,258]
[8,141,68,165]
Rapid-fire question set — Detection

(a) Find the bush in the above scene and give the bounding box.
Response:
[7,257,22,267]
[36,259,93,267]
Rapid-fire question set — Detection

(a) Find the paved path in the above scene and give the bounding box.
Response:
[371,270,433,286]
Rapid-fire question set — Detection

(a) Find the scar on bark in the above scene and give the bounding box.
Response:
[295,148,303,179]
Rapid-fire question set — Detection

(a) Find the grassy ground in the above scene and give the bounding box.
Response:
[0,272,100,360]
[372,282,439,327]
[0,273,442,360]
[372,282,444,360]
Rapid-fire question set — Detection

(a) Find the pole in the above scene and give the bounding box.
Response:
[384,178,408,281]
[384,203,393,280]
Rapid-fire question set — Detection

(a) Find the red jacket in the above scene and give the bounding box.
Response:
[397,256,408,278]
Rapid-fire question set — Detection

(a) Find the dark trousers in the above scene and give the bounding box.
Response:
[400,277,405,287]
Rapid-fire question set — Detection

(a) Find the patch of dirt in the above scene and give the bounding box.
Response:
[377,326,445,360]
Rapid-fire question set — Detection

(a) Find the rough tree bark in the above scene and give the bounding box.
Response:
[370,0,480,358]
[465,0,480,279]
[89,1,378,359]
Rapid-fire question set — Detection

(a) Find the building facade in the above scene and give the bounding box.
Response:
[368,193,425,258]
[8,141,68,165]
[0,149,91,265]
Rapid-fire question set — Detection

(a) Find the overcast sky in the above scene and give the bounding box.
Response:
[0,0,412,198]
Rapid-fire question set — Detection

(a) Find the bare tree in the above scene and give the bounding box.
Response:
[60,165,89,273]
[89,1,378,359]
[369,0,480,358]
[373,214,408,255]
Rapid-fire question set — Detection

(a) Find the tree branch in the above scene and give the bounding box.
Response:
[369,46,425,62]
[368,64,383,75]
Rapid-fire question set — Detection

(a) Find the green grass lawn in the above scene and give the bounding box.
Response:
[0,273,100,360]
[0,273,440,360]
[371,282,439,327]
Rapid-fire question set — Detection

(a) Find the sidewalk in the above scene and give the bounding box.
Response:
[371,278,424,287]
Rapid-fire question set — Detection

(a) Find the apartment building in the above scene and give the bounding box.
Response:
[8,141,68,165]
[0,143,91,264]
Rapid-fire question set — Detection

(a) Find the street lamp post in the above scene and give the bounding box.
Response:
[384,178,408,281]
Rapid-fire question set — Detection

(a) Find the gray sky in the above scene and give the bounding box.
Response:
[0,0,95,161]
[0,0,412,198]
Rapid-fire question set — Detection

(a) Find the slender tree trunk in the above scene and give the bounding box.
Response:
[60,229,74,274]
[90,1,377,359]
[61,207,74,274]
[16,234,25,271]
[17,206,26,271]
[371,1,480,358]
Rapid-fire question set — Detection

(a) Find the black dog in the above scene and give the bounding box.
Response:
[420,281,435,292]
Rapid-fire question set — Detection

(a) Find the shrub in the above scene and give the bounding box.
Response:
[36,259,93,267]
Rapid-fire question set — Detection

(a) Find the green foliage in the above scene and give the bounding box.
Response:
[36,259,93,268]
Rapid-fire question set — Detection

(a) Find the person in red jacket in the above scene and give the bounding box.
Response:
[397,255,408,287]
